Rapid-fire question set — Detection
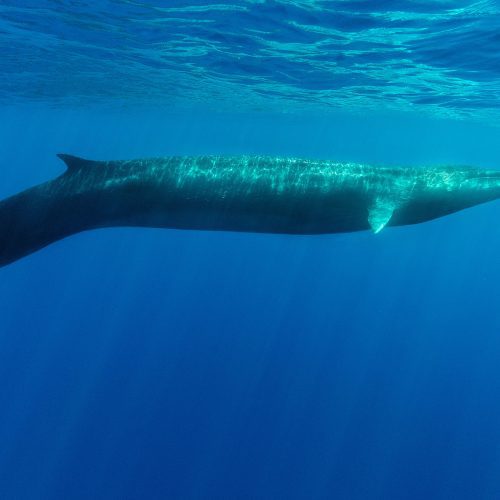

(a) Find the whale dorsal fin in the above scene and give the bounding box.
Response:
[368,198,397,234]
[57,154,101,172]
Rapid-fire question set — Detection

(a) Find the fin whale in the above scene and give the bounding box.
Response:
[1,154,500,268]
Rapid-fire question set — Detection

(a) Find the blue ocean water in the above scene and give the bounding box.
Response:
[2,2,500,499]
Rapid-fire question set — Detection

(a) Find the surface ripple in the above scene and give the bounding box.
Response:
[1,0,499,119]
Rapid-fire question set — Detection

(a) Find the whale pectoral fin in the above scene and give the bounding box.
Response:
[368,199,396,234]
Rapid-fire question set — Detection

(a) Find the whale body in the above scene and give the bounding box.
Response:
[1,154,500,267]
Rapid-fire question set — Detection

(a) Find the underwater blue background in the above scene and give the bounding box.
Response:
[2,2,500,499]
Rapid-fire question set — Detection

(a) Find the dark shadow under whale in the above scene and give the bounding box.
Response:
[1,154,500,267]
